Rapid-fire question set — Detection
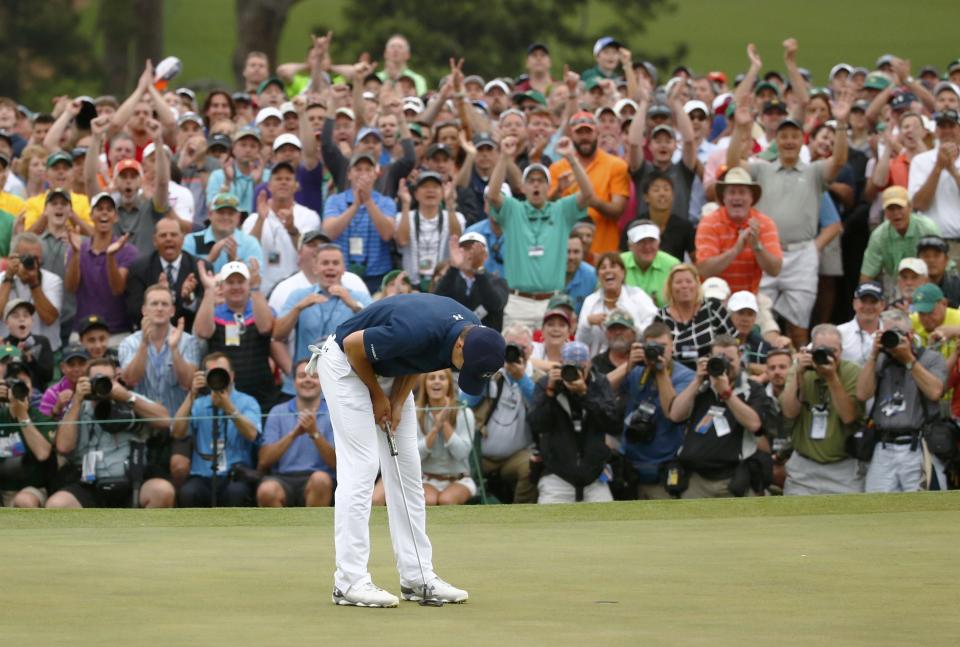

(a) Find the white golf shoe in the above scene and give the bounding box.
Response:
[332,581,399,608]
[401,577,469,603]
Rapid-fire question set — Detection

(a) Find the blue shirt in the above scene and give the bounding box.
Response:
[283,285,372,363]
[262,398,335,476]
[182,226,265,273]
[464,219,505,277]
[206,166,257,214]
[188,390,262,477]
[118,330,203,418]
[565,262,597,315]
[335,293,479,377]
[622,363,695,483]
[324,188,396,277]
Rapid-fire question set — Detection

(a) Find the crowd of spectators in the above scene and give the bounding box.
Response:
[1,31,959,508]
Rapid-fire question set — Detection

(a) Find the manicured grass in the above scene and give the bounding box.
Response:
[3,493,958,646]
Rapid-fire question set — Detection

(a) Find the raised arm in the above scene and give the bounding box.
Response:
[825,90,851,182]
[43,99,81,153]
[726,96,756,170]
[555,137,594,210]
[486,137,513,211]
[782,39,809,121]
[669,84,697,171]
[109,61,153,138]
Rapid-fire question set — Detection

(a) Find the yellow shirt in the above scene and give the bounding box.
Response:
[24,191,92,229]
[911,307,960,362]
[0,192,25,217]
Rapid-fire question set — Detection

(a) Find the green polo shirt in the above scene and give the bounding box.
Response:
[860,213,941,280]
[620,250,679,306]
[580,65,623,85]
[0,209,14,257]
[492,195,585,292]
[782,360,863,464]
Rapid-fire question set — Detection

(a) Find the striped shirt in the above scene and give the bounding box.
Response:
[325,189,396,279]
[118,330,204,417]
[695,207,782,294]
[656,299,736,370]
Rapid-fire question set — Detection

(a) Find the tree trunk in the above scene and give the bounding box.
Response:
[0,1,19,98]
[232,0,300,88]
[98,0,136,96]
[134,0,165,70]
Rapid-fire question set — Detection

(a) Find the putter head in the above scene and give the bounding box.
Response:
[419,597,444,607]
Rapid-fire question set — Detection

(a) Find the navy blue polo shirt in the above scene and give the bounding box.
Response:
[335,294,479,377]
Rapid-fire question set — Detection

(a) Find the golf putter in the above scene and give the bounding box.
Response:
[384,421,444,607]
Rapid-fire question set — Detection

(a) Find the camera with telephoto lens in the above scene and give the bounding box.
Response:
[707,355,730,377]
[811,347,835,366]
[881,330,904,350]
[198,367,231,395]
[560,363,581,383]
[625,401,658,444]
[93,399,140,434]
[20,254,37,270]
[1,361,30,402]
[86,374,115,401]
[504,343,523,364]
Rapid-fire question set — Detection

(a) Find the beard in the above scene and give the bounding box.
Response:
[609,338,631,354]
[576,138,597,158]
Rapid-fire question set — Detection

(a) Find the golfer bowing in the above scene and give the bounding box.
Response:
[308,293,505,607]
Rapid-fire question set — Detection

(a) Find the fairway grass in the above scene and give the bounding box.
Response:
[3,493,959,646]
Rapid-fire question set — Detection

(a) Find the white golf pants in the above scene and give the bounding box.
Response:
[315,336,435,592]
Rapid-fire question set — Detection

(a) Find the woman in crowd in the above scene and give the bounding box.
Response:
[576,252,656,356]
[531,308,574,373]
[15,146,50,199]
[655,263,735,370]
[201,90,236,132]
[416,369,476,506]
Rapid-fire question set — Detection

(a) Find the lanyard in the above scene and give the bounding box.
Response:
[414,209,444,271]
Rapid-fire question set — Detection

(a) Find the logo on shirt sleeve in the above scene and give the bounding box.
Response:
[452,314,464,321]
[369,343,379,361]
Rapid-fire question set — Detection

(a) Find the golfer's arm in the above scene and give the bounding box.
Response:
[342,331,387,401]
[390,374,419,408]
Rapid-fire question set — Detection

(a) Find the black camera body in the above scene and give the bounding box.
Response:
[199,367,232,396]
[1,361,30,402]
[811,346,834,366]
[880,329,903,350]
[643,342,665,362]
[504,343,523,364]
[86,374,114,401]
[707,356,730,378]
[625,401,658,444]
[560,363,581,383]
[20,254,37,270]
[93,400,140,435]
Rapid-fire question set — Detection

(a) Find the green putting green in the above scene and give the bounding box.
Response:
[2,493,958,646]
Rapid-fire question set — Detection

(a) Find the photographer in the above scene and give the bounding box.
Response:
[764,348,794,489]
[618,322,695,499]
[465,324,538,503]
[172,353,261,507]
[529,341,618,503]
[46,358,174,508]
[780,324,865,495]
[2,298,54,390]
[856,310,945,492]
[669,335,768,498]
[0,355,55,507]
[0,233,63,352]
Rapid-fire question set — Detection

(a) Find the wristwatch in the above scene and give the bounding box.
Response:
[904,361,915,371]
[127,393,139,405]
[18,418,31,425]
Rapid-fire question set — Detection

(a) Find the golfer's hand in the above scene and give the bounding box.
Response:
[390,407,402,434]
[372,391,391,429]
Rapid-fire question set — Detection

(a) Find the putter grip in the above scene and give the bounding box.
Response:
[385,423,399,456]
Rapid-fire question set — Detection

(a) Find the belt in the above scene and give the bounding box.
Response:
[783,240,815,252]
[880,430,919,445]
[423,472,466,482]
[511,289,555,300]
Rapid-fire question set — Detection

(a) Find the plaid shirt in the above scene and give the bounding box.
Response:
[656,298,736,370]
[324,189,396,278]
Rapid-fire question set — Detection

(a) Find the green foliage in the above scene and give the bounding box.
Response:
[0,0,100,108]
[332,0,683,87]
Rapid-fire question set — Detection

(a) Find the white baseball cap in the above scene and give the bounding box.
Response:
[727,290,759,313]
[627,223,660,244]
[142,142,172,158]
[255,107,283,125]
[335,107,356,121]
[898,257,928,276]
[522,163,551,185]
[459,232,488,248]
[613,98,639,117]
[683,100,709,116]
[702,277,731,302]
[484,79,510,94]
[279,101,297,116]
[272,133,303,152]
[218,261,250,282]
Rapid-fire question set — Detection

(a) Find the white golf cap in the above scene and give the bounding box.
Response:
[142,142,172,158]
[459,232,488,248]
[272,133,303,151]
[403,96,425,113]
[279,101,297,115]
[255,107,283,125]
[702,277,731,302]
[484,79,510,94]
[727,290,759,313]
[522,163,551,185]
[613,98,639,117]
[218,261,250,282]
[898,257,928,276]
[627,223,660,244]
[335,107,355,120]
[683,99,709,115]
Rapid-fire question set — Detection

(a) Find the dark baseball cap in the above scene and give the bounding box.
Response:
[473,132,497,149]
[853,281,884,300]
[61,344,90,362]
[46,151,73,168]
[917,235,949,253]
[776,118,803,132]
[299,229,331,249]
[527,42,549,55]
[912,283,946,314]
[646,103,673,119]
[208,133,232,150]
[426,143,452,159]
[762,99,788,114]
[934,109,960,125]
[257,76,285,95]
[350,151,377,167]
[890,92,916,111]
[458,326,506,396]
[546,293,576,311]
[415,171,444,188]
[78,314,110,336]
[45,188,71,204]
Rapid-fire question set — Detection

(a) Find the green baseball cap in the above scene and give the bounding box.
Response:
[380,269,413,292]
[753,81,780,97]
[546,293,576,311]
[604,309,635,330]
[516,89,547,106]
[211,193,239,211]
[46,150,73,168]
[0,344,23,361]
[912,283,945,314]
[864,72,891,91]
[257,76,285,95]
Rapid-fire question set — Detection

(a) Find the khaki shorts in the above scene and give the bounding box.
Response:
[422,474,477,497]
[1,486,47,507]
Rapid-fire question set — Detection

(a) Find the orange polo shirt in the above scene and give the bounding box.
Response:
[549,149,630,256]
[695,207,783,294]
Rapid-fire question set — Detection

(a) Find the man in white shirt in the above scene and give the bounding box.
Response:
[0,233,63,351]
[242,161,321,296]
[909,110,960,246]
[837,281,885,367]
